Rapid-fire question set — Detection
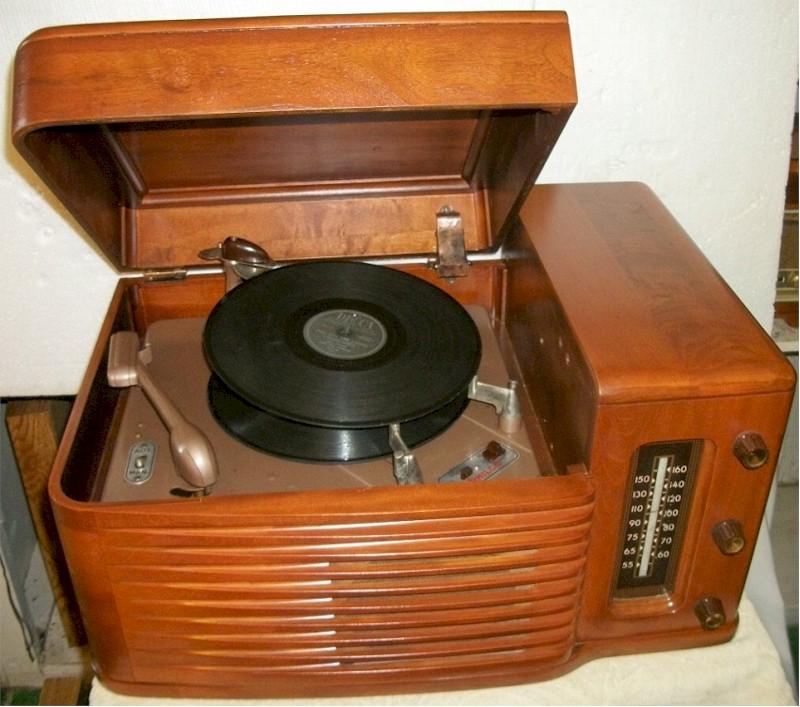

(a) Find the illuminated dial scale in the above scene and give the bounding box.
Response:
[616,441,702,596]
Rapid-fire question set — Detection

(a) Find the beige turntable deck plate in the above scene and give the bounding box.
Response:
[101,305,540,502]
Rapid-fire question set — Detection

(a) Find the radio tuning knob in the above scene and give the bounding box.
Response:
[712,520,746,555]
[733,431,769,469]
[695,596,726,630]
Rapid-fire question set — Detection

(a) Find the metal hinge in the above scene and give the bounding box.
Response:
[432,206,469,279]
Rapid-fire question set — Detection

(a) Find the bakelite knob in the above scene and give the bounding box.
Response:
[733,431,769,469]
[695,596,726,630]
[712,520,746,555]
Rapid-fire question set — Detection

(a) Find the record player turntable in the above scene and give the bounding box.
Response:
[11,11,795,699]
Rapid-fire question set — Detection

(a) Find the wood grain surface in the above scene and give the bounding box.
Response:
[518,183,795,402]
[13,14,575,125]
[5,399,84,646]
[43,183,794,697]
[38,676,83,705]
[12,12,575,268]
[11,10,795,701]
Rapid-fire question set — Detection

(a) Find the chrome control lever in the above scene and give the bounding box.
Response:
[107,331,218,490]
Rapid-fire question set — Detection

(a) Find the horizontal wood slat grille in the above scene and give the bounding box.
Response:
[103,496,593,686]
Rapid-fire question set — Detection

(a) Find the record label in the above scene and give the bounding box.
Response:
[302,309,387,360]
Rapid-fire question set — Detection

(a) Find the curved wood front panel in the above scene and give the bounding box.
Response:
[53,476,594,696]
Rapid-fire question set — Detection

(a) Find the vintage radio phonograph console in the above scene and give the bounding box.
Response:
[12,12,795,698]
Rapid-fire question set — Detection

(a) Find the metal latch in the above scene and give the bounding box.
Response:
[433,206,469,279]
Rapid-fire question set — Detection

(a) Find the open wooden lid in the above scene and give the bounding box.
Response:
[12,12,576,270]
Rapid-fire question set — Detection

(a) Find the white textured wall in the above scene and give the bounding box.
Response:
[535,1,798,331]
[0,0,796,396]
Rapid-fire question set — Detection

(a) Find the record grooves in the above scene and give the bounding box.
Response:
[208,375,470,462]
[204,261,481,462]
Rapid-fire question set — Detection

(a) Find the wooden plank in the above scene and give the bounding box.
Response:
[38,676,82,705]
[5,399,84,646]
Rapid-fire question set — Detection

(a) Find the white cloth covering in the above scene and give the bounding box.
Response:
[90,595,793,706]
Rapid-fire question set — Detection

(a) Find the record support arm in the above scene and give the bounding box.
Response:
[469,378,522,434]
[389,378,521,486]
[388,424,423,485]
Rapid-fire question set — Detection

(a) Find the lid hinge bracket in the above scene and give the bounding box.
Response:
[432,206,469,279]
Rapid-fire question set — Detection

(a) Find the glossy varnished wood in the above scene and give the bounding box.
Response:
[12,13,575,267]
[130,192,489,268]
[51,344,595,693]
[13,11,796,701]
[581,391,792,637]
[13,14,575,124]
[503,222,597,473]
[47,180,795,696]
[517,183,794,402]
[508,182,794,644]
[113,113,481,192]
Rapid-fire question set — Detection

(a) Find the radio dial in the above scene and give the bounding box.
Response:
[615,440,701,596]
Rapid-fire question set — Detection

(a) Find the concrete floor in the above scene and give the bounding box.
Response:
[771,483,799,626]
[770,481,798,693]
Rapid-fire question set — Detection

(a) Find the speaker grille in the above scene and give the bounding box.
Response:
[100,493,593,691]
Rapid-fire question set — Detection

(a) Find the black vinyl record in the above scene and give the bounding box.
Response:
[208,374,469,462]
[204,261,481,429]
